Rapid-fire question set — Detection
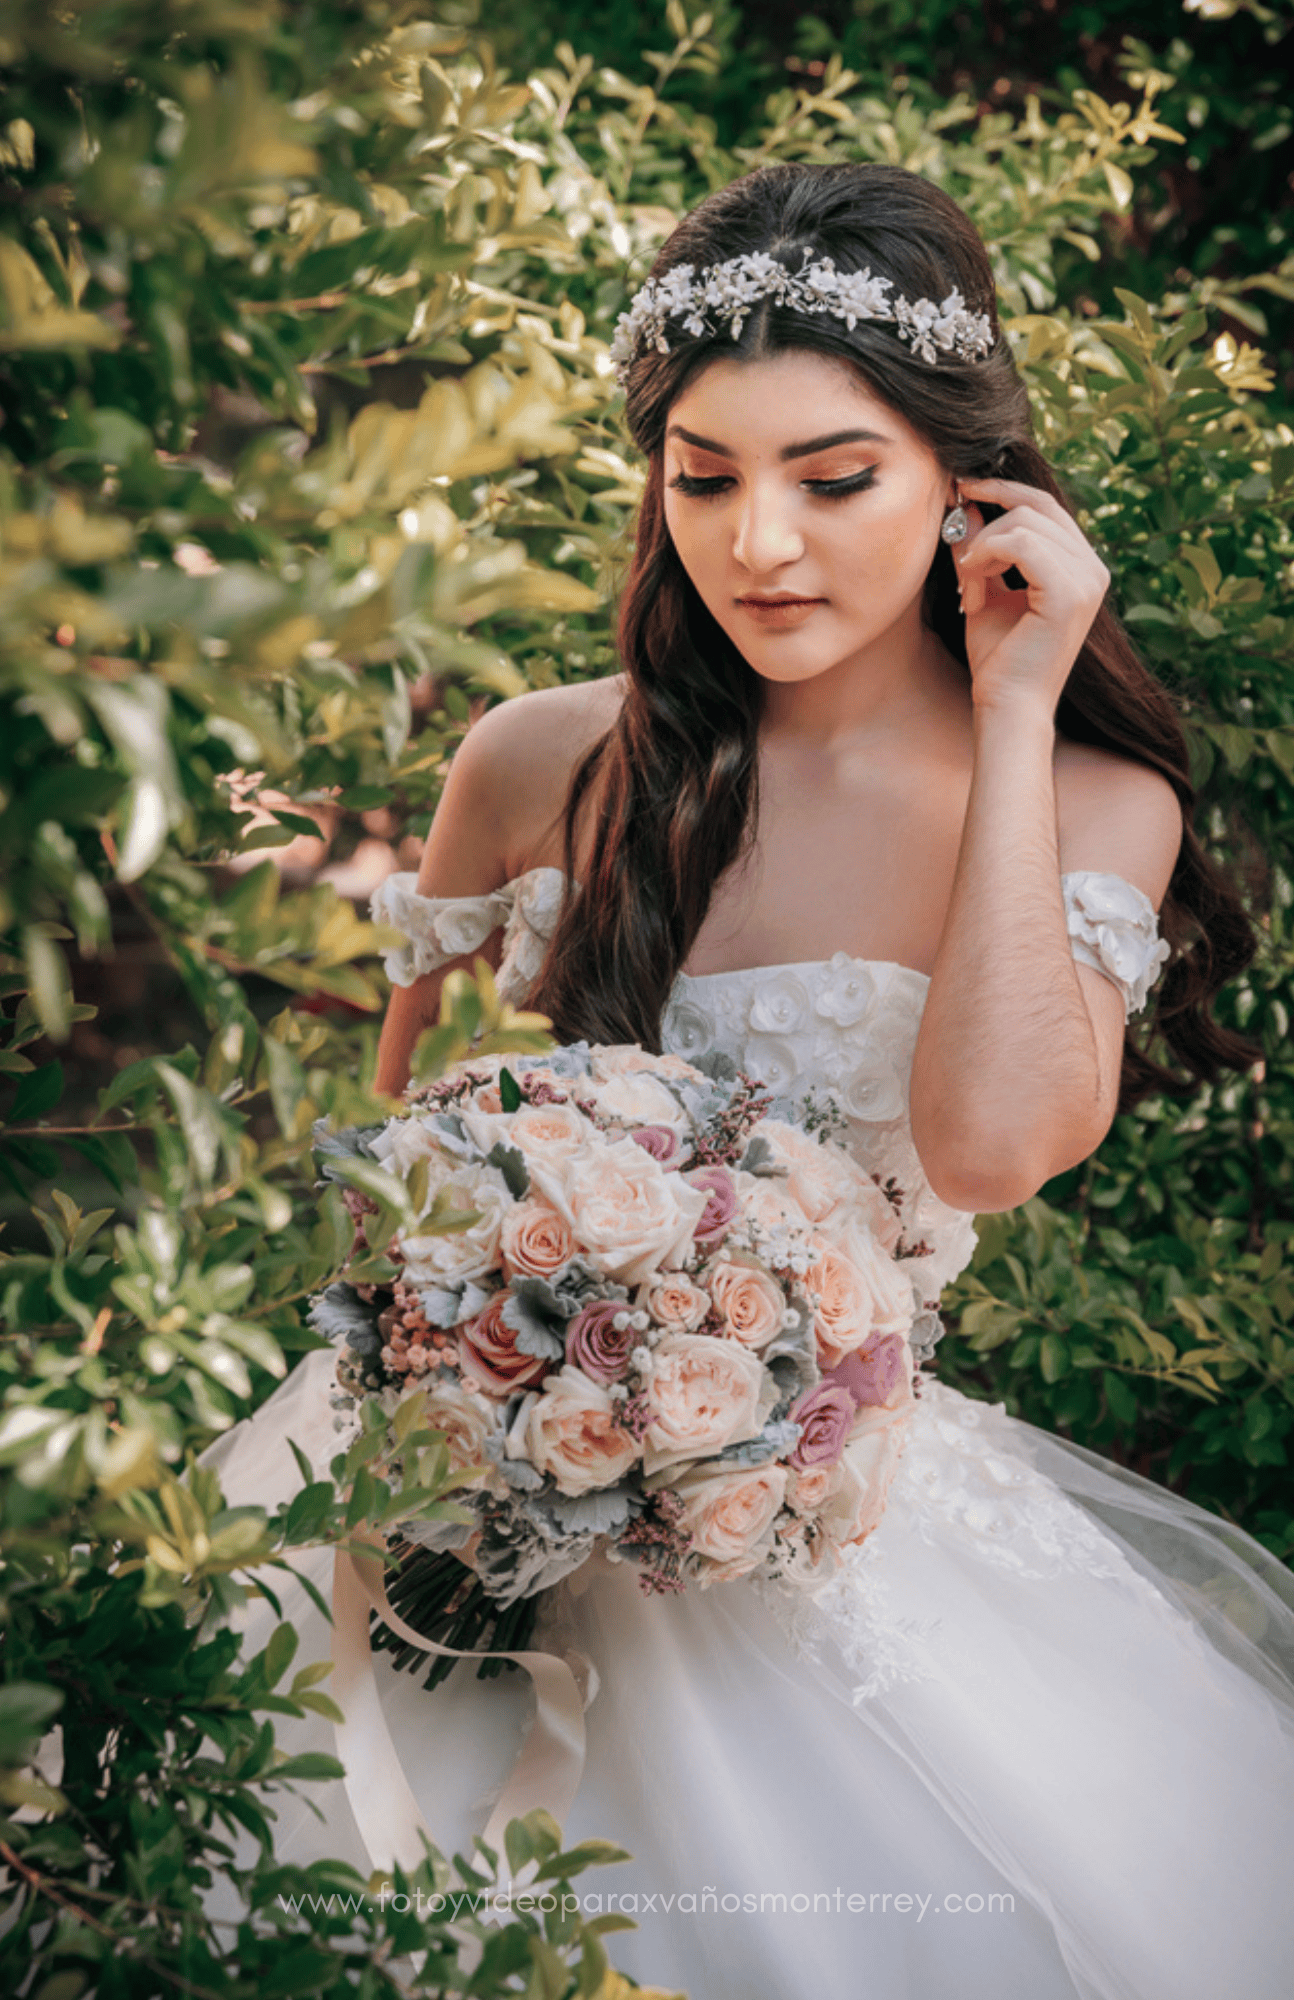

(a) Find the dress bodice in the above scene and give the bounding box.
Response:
[370,865,1169,1310]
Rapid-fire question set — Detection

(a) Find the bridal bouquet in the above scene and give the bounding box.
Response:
[309,1041,920,1681]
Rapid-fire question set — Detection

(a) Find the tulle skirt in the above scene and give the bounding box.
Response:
[201,1349,1294,2000]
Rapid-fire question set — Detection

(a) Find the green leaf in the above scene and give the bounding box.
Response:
[499,1066,521,1112]
[10,1061,64,1124]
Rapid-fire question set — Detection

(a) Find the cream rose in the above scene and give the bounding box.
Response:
[398,1164,512,1285]
[499,1196,576,1279]
[708,1255,785,1350]
[530,1136,709,1285]
[525,1365,641,1496]
[639,1333,770,1475]
[415,1381,504,1490]
[803,1219,915,1369]
[646,1273,712,1333]
[590,1070,692,1137]
[819,1405,911,1548]
[673,1462,788,1575]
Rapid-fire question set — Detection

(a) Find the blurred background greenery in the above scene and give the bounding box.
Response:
[1,0,1291,1988]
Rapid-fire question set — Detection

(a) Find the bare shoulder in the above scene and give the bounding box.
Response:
[1054,736,1183,904]
[421,674,626,892]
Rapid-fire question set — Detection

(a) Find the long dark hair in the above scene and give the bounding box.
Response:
[532,161,1255,1107]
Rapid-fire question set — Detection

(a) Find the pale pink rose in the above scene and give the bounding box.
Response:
[639,1333,768,1474]
[672,1462,788,1574]
[499,1197,576,1280]
[473,1083,504,1113]
[525,1365,642,1496]
[398,1166,511,1284]
[529,1137,709,1285]
[683,1165,739,1247]
[709,1256,784,1350]
[803,1220,915,1369]
[786,1463,836,1515]
[645,1274,711,1333]
[458,1291,550,1397]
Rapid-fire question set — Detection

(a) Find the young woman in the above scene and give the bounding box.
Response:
[210,164,1294,1997]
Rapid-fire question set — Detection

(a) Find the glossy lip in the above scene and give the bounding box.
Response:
[735,593,826,627]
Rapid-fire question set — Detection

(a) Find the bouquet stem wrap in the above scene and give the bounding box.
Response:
[331,1537,594,1873]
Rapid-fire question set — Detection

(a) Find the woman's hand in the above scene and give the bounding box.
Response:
[954,476,1110,717]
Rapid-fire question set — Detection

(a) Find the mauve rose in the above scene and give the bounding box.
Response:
[566,1300,637,1384]
[683,1165,739,1247]
[630,1124,682,1167]
[786,1380,856,1469]
[827,1333,908,1409]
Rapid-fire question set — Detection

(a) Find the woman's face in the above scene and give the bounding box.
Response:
[661,347,956,686]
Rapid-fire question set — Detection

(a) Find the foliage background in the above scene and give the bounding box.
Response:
[0,0,1291,1989]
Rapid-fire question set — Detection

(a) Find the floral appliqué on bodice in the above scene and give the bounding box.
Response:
[371,864,1169,1317]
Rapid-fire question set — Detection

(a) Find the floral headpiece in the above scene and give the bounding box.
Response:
[609,249,995,385]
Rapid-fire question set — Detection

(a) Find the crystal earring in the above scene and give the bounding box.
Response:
[941,490,969,545]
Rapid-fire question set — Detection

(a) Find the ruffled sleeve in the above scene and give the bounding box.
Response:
[369,866,571,1007]
[1061,870,1171,1018]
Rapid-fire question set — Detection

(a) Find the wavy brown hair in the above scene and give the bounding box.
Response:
[530,161,1256,1108]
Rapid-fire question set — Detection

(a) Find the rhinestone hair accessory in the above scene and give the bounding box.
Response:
[609,249,995,385]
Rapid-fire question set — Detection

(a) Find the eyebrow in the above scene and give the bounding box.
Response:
[667,424,890,460]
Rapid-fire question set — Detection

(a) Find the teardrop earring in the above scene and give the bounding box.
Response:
[940,489,969,545]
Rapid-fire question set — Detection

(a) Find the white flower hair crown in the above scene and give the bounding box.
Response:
[609,249,995,385]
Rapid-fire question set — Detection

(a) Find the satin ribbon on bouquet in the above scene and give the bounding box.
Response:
[330,1540,597,1877]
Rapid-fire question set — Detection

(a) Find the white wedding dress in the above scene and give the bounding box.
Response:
[203,867,1294,2000]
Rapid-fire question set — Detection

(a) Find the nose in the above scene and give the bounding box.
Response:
[731,478,804,575]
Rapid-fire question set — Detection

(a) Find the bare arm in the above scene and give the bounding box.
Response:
[374,705,518,1099]
[908,478,1182,1213]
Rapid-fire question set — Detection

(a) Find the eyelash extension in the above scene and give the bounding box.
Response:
[669,467,878,500]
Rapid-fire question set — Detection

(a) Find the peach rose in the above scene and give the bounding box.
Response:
[459,1097,592,1164]
[672,1462,788,1576]
[639,1333,769,1475]
[458,1290,550,1397]
[803,1219,915,1369]
[755,1119,905,1253]
[786,1463,836,1515]
[708,1255,785,1350]
[591,1046,705,1084]
[398,1164,512,1285]
[530,1137,710,1285]
[731,1169,810,1238]
[645,1273,712,1333]
[524,1365,642,1496]
[499,1197,576,1280]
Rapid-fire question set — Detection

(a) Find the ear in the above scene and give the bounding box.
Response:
[943,475,961,509]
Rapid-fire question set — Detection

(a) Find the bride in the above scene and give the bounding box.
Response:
[207,162,1294,1998]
